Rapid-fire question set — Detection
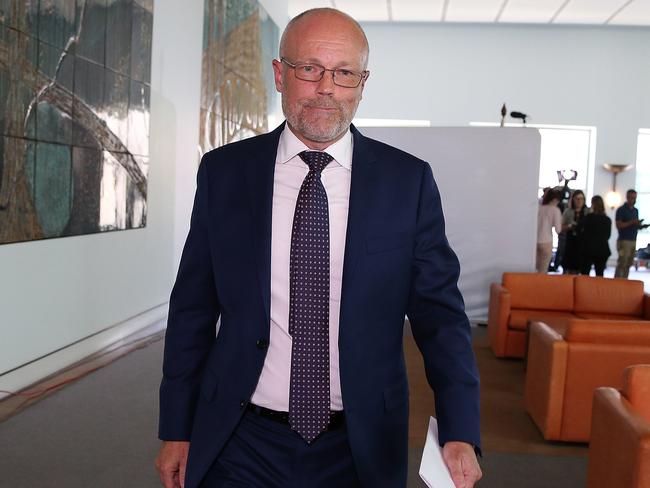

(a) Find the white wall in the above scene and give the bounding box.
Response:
[152,0,206,270]
[259,0,289,32]
[358,22,650,251]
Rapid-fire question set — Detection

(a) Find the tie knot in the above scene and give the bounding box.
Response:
[299,151,333,175]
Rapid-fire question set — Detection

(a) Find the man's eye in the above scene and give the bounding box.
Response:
[300,65,317,73]
[337,69,354,77]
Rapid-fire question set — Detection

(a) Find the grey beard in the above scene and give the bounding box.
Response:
[283,99,352,143]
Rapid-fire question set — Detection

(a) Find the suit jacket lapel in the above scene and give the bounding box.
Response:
[341,125,379,299]
[244,123,285,325]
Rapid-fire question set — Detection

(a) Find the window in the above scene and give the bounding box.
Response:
[634,130,650,248]
[536,126,596,199]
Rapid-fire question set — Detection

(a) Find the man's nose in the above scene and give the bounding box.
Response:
[316,69,335,94]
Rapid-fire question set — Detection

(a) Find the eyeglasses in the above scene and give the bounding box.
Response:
[280,58,368,88]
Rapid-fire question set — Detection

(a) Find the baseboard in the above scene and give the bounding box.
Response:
[0,304,168,400]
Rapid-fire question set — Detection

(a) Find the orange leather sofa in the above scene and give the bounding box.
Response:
[524,320,650,442]
[587,365,650,488]
[488,273,650,358]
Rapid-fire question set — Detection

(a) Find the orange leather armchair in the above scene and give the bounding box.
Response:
[587,365,650,488]
[525,320,650,442]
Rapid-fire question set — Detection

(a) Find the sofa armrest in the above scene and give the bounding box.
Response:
[488,282,511,357]
[564,319,650,346]
[587,388,650,488]
[623,364,650,418]
[525,321,568,440]
[643,293,650,320]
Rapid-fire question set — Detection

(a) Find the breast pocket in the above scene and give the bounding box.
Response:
[366,232,412,255]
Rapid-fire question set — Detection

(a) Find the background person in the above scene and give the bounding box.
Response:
[615,189,643,278]
[536,189,562,273]
[549,186,568,272]
[561,189,589,274]
[580,195,611,276]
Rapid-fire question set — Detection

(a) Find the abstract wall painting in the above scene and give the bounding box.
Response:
[0,0,153,245]
[199,0,280,156]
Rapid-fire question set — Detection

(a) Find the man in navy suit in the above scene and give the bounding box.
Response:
[156,8,481,488]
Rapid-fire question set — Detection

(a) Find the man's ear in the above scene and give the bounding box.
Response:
[272,59,284,93]
[361,71,370,88]
[359,71,369,98]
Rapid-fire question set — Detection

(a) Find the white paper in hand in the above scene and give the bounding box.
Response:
[419,416,456,488]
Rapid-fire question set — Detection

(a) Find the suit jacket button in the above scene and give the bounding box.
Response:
[239,401,246,408]
[256,339,269,349]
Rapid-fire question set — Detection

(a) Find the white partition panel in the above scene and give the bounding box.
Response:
[361,127,541,321]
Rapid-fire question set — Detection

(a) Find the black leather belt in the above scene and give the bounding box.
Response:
[247,403,345,430]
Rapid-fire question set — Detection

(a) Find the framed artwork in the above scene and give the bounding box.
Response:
[199,0,279,156]
[0,0,153,245]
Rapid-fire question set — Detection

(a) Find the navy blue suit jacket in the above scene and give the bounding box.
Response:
[159,123,480,488]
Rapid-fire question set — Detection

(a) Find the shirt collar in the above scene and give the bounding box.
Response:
[276,124,353,170]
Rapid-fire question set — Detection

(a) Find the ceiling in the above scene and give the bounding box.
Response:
[288,0,650,26]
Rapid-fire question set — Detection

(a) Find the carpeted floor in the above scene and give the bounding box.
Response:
[0,326,587,487]
[405,325,587,487]
[405,325,588,455]
[0,337,163,487]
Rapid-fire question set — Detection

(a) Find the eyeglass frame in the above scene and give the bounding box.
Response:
[279,57,369,88]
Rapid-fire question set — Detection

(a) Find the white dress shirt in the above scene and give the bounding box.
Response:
[250,126,352,412]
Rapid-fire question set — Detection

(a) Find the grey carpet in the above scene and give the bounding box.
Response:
[474,451,587,488]
[407,449,586,488]
[0,339,163,488]
[0,337,587,487]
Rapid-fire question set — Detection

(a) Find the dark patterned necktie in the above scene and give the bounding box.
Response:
[288,150,333,444]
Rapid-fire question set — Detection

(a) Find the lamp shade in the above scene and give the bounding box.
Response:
[603,163,633,174]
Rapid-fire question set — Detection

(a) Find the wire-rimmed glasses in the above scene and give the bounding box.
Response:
[280,57,368,88]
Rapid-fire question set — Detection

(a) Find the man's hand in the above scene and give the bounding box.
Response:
[156,441,190,488]
[442,441,482,488]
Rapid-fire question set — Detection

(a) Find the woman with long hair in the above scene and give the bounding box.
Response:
[561,190,590,274]
[580,195,611,276]
[537,189,563,273]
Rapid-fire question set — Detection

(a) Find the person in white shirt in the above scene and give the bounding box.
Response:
[536,189,563,273]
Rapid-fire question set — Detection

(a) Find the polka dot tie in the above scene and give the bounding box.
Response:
[288,150,333,444]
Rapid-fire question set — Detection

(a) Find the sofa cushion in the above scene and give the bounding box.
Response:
[503,273,574,311]
[574,312,642,321]
[564,319,650,346]
[509,309,576,331]
[573,276,644,316]
[623,365,650,421]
